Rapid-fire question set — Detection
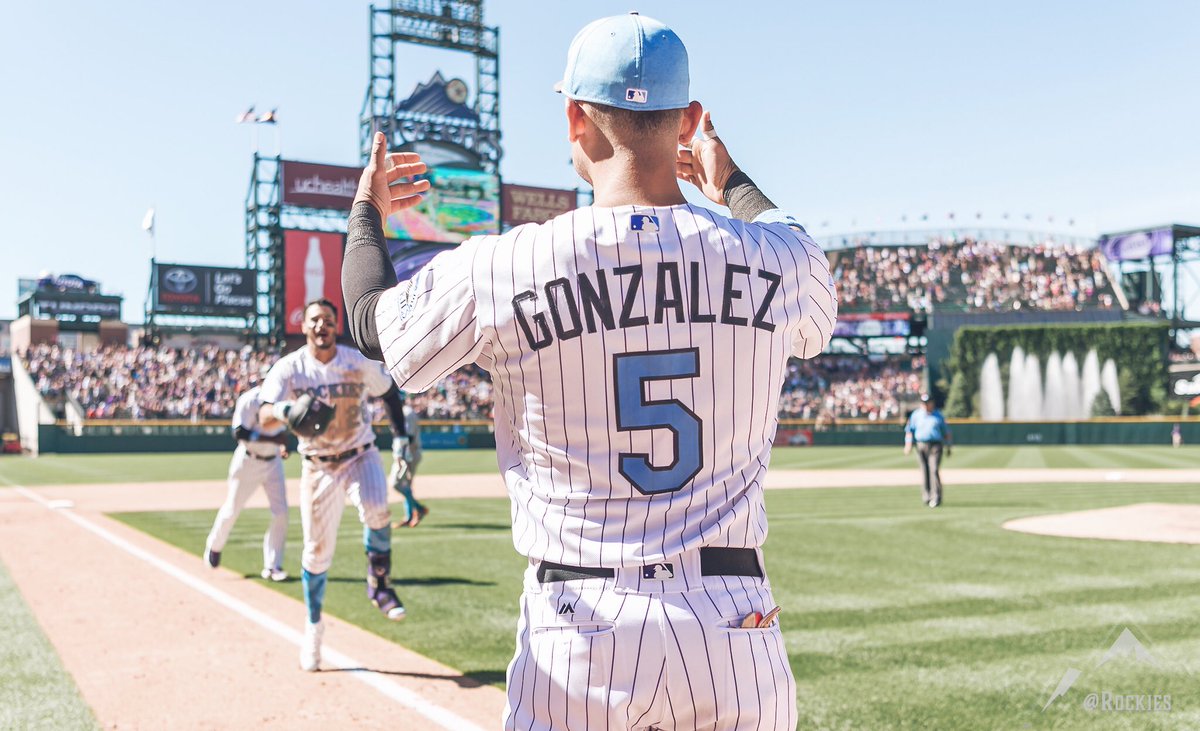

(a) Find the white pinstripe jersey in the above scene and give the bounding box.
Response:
[376,204,837,566]
[259,345,393,457]
[232,386,285,458]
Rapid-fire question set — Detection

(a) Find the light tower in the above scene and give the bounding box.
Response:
[360,0,501,173]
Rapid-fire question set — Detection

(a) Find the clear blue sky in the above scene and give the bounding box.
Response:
[2,1,1197,320]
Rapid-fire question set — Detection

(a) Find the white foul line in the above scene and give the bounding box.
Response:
[13,486,488,731]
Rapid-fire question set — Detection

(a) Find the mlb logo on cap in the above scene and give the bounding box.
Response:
[626,88,648,104]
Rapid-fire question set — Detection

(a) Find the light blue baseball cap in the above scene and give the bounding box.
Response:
[556,12,690,112]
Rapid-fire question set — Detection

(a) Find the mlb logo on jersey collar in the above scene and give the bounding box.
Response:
[642,563,674,580]
[631,214,659,232]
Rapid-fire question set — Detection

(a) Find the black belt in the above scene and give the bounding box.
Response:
[537,547,763,583]
[917,440,943,445]
[304,443,371,465]
[239,443,280,461]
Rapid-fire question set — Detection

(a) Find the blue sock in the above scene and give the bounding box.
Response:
[301,569,327,624]
[364,525,391,554]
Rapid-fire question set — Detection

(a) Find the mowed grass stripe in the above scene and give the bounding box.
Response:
[0,555,98,730]
[6,446,1200,486]
[116,480,1200,729]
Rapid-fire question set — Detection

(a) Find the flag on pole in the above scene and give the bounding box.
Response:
[142,208,155,234]
[235,106,256,123]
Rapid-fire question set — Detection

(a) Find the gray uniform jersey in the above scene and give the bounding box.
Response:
[376,204,836,567]
[232,386,285,458]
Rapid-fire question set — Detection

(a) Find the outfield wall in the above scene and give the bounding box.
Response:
[26,417,1200,453]
[797,418,1200,446]
[33,422,496,454]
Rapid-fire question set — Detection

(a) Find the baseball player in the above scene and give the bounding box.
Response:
[342,13,836,729]
[203,378,290,581]
[257,298,412,672]
[389,404,427,528]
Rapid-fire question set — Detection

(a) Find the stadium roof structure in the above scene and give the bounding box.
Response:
[818,226,1097,251]
[1100,223,1200,240]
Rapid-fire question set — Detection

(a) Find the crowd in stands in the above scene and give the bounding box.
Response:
[22,343,922,424]
[378,365,495,422]
[832,238,1116,313]
[22,343,275,420]
[777,355,925,422]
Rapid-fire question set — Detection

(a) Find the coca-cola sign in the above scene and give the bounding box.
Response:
[281,161,361,211]
[283,230,345,335]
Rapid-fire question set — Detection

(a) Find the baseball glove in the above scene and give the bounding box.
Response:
[283,394,335,438]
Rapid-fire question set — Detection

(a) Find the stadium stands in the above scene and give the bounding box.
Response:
[22,343,274,420]
[22,344,921,423]
[778,355,926,422]
[831,237,1117,313]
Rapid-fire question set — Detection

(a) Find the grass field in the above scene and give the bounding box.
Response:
[1,444,1198,486]
[114,476,1200,730]
[0,556,97,731]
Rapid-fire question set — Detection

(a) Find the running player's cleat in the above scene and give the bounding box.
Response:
[261,567,289,582]
[300,620,323,671]
[205,548,221,569]
[405,505,429,528]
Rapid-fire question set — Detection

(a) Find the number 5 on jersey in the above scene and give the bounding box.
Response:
[613,348,703,495]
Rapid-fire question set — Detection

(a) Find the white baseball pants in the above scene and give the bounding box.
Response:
[504,547,797,731]
[206,445,288,571]
[299,447,390,575]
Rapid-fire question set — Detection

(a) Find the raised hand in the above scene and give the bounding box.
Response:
[676,111,741,206]
[354,131,431,218]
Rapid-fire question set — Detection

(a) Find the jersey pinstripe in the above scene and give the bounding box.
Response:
[376,203,836,568]
[259,345,394,457]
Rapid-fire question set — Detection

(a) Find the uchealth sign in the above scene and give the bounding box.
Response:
[281,161,361,210]
[502,184,576,227]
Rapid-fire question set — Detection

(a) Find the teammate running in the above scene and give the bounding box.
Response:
[389,403,427,528]
[258,298,411,672]
[343,13,836,729]
[204,376,290,581]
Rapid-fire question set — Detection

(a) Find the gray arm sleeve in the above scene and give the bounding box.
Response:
[342,201,398,362]
[722,170,779,223]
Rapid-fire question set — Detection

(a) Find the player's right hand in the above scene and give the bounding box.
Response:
[392,436,412,479]
[676,111,740,206]
[354,132,430,219]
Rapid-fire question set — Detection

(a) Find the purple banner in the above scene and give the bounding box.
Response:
[1100,228,1173,261]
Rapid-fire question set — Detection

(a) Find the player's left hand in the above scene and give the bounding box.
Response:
[354,131,430,219]
[280,447,290,460]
